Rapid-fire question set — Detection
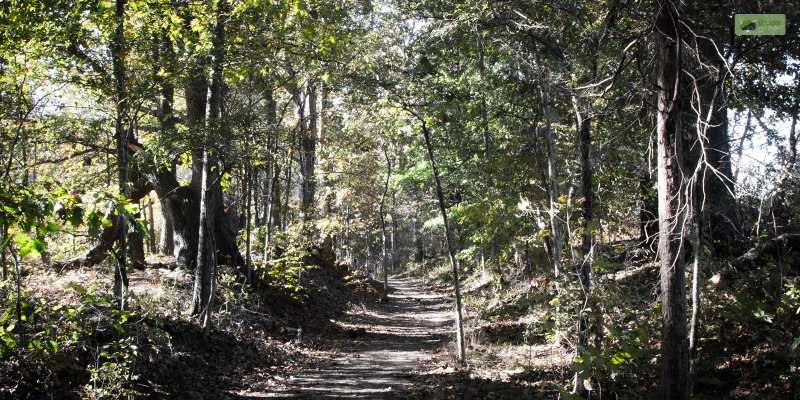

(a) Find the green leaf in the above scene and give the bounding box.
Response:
[610,351,632,366]
[15,232,43,258]
[45,222,60,233]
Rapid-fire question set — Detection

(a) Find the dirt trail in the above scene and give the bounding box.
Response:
[267,277,453,399]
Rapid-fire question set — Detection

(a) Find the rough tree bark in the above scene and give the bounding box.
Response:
[655,3,689,399]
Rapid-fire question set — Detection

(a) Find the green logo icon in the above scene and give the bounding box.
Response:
[735,14,786,36]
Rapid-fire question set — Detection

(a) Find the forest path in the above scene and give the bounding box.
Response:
[265,277,453,399]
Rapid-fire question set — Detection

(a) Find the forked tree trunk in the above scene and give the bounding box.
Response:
[655,3,689,399]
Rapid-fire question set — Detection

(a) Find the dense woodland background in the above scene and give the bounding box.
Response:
[1,0,799,399]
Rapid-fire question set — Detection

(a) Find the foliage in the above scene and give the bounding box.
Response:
[264,223,317,300]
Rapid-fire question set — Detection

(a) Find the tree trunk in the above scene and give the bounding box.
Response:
[192,148,217,325]
[1,224,8,280]
[184,38,208,271]
[790,112,798,171]
[733,110,752,182]
[639,173,659,247]
[391,199,398,273]
[192,0,226,323]
[156,29,176,257]
[263,87,279,260]
[476,29,491,162]
[788,74,798,171]
[301,82,318,220]
[128,215,146,270]
[264,158,280,260]
[688,202,703,396]
[572,94,596,395]
[540,82,564,345]
[412,217,424,262]
[656,4,689,399]
[111,0,129,310]
[159,199,175,256]
[245,167,253,281]
[418,116,466,364]
[54,183,153,270]
[147,200,156,253]
[701,70,738,254]
[379,145,392,297]
[283,136,293,229]
[54,13,244,274]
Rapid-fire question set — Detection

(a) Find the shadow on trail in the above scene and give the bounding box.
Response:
[264,277,453,399]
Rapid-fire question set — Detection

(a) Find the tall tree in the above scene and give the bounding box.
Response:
[301,81,319,220]
[655,2,689,398]
[111,0,129,310]
[191,0,227,320]
[379,144,392,295]
[416,112,467,364]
